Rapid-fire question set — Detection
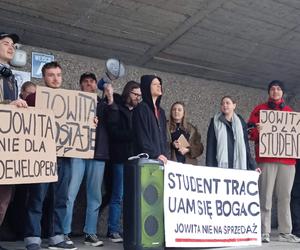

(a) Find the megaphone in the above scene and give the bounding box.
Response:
[98,58,125,90]
[10,44,27,67]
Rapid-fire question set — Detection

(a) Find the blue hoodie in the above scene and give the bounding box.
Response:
[132,75,167,159]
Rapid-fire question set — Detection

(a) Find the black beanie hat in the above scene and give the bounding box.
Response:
[268,80,285,94]
[79,72,97,84]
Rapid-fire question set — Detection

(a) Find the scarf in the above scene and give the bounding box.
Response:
[213,112,247,170]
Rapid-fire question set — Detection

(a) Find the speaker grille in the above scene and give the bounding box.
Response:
[143,184,158,205]
[144,215,159,237]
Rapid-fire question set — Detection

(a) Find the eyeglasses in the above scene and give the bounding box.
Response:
[130,91,142,98]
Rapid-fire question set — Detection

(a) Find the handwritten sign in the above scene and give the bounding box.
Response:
[0,105,57,184]
[164,161,261,248]
[35,86,97,158]
[259,110,300,158]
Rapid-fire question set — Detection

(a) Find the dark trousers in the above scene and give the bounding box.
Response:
[11,184,29,239]
[0,185,12,225]
[291,160,300,235]
[24,158,71,238]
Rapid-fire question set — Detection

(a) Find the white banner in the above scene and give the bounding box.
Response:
[164,161,261,248]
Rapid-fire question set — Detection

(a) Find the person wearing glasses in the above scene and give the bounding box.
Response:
[105,80,141,243]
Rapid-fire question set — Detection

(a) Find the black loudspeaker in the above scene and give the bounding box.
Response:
[124,158,164,250]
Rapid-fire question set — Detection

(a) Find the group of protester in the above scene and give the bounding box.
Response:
[0,31,119,250]
[1,30,300,250]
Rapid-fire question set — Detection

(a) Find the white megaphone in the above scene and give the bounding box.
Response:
[10,44,27,67]
[97,58,125,90]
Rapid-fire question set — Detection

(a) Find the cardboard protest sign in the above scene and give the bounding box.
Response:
[35,86,97,158]
[164,161,261,248]
[0,105,57,184]
[259,110,300,158]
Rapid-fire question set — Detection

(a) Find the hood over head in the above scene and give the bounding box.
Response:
[140,74,162,111]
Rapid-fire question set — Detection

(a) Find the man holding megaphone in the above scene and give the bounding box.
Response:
[105,80,141,243]
[63,72,109,248]
[97,58,125,91]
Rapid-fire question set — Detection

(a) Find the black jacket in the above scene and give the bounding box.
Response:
[94,96,110,160]
[206,114,255,170]
[132,75,167,159]
[106,94,135,163]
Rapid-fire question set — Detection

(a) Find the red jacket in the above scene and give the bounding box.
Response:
[248,98,296,165]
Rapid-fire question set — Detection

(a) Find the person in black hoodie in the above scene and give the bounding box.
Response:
[132,75,168,164]
[105,81,141,243]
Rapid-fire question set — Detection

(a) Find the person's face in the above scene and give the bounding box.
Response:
[221,97,236,115]
[43,67,62,89]
[269,85,283,101]
[128,87,141,107]
[0,37,15,63]
[21,85,36,100]
[80,77,97,93]
[150,78,162,98]
[171,103,185,123]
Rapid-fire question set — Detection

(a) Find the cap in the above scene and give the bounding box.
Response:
[268,80,285,94]
[79,72,97,84]
[0,32,19,43]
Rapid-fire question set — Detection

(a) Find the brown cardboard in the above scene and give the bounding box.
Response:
[0,105,57,184]
[35,86,97,158]
[259,110,300,158]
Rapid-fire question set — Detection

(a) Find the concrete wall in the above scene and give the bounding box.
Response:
[14,44,275,165]
[12,44,297,236]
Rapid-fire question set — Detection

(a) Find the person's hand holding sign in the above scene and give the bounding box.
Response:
[10,99,28,108]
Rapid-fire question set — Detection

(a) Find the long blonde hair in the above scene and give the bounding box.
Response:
[169,101,189,133]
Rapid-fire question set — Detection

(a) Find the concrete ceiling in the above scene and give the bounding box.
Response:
[2,0,300,95]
